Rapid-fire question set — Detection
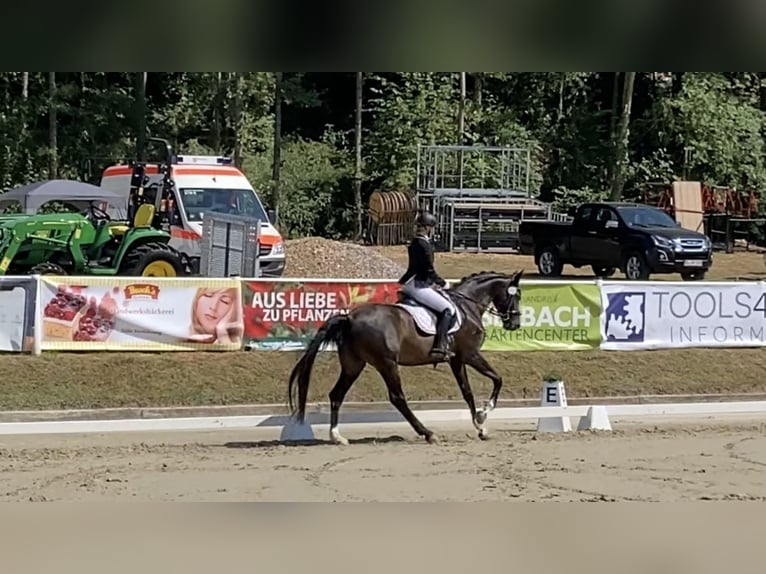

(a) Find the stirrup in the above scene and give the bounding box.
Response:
[429,347,453,361]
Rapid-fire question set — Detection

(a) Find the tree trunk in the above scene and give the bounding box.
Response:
[354,72,364,240]
[457,72,467,189]
[212,72,223,154]
[271,72,283,226]
[558,73,565,121]
[231,72,244,169]
[457,72,466,143]
[17,73,30,180]
[609,72,621,145]
[607,72,621,181]
[48,72,58,179]
[759,72,766,111]
[473,73,482,108]
[609,72,636,202]
[135,72,147,161]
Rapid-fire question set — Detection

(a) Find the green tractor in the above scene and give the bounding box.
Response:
[0,203,188,277]
[0,137,191,277]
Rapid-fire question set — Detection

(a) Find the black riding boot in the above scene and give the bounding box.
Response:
[430,309,454,361]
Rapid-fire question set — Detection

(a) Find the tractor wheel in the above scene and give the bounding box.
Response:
[29,262,66,275]
[120,242,185,277]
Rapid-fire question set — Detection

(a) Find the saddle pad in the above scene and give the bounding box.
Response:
[395,301,463,336]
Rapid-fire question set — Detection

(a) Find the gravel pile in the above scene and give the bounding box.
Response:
[283,237,406,280]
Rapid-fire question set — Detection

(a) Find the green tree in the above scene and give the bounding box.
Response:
[365,73,458,191]
[669,73,766,189]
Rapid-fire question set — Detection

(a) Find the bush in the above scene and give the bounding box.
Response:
[243,132,352,239]
[549,186,608,215]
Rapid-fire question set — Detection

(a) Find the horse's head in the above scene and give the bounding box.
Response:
[451,270,524,331]
[491,270,524,330]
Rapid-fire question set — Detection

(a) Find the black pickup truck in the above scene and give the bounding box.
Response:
[518,202,713,280]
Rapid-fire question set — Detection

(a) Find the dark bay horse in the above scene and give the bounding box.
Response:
[287,270,524,445]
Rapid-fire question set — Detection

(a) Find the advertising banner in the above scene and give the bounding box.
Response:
[39,277,244,351]
[0,276,36,352]
[242,280,401,350]
[480,282,602,351]
[600,282,766,350]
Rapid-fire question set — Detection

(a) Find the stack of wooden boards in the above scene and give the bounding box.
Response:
[671,181,704,232]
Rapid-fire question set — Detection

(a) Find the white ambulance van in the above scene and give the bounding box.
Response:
[100,154,286,277]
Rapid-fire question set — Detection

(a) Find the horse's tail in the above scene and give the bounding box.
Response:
[287,313,351,423]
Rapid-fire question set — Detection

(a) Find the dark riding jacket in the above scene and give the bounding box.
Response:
[398,236,446,288]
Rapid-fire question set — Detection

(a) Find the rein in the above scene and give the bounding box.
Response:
[446,286,520,323]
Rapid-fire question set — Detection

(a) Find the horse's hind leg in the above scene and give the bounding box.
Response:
[377,360,438,444]
[328,349,365,446]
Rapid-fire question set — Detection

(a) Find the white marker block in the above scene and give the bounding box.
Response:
[577,405,612,431]
[536,380,572,433]
[279,418,316,442]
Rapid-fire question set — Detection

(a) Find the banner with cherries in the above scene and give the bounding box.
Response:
[39,277,244,351]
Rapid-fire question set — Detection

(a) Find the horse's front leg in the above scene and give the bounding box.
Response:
[465,352,503,434]
[449,356,487,439]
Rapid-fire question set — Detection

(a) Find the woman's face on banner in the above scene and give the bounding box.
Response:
[196,289,234,333]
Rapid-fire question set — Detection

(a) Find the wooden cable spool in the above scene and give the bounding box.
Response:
[367,190,417,245]
[368,191,385,223]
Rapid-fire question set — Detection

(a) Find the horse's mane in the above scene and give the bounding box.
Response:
[450,270,510,291]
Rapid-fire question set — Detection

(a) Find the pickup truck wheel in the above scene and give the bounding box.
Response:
[592,265,616,278]
[537,247,563,277]
[623,252,650,280]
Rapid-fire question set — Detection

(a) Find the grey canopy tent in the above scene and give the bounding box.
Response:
[0,179,128,218]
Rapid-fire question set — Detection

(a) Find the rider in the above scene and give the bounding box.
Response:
[398,211,455,361]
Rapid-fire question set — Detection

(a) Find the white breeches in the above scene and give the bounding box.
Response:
[400,282,453,314]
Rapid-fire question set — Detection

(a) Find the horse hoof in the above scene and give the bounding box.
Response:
[475,410,488,425]
[478,429,489,440]
[426,433,440,445]
[330,429,349,446]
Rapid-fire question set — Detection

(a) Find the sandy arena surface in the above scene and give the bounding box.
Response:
[2,416,766,501]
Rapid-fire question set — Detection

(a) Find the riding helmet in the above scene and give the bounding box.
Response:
[416,211,437,227]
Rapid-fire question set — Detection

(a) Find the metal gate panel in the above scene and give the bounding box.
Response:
[199,213,261,277]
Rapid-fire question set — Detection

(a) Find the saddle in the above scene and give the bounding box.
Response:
[395,290,462,336]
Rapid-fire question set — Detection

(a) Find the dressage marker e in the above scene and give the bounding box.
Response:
[287,270,525,445]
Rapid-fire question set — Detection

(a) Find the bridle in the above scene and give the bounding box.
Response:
[497,286,522,323]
